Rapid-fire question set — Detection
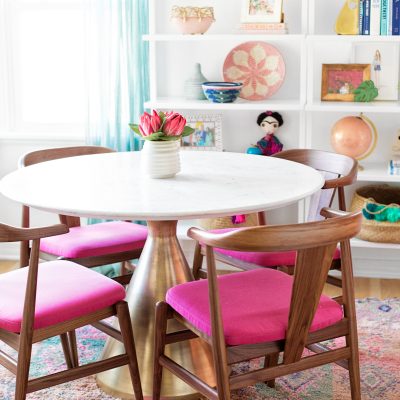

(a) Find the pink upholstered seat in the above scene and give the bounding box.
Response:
[209,228,340,267]
[0,260,126,333]
[167,268,343,346]
[39,221,147,258]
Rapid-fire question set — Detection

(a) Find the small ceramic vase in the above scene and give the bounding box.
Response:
[184,63,208,100]
[141,140,181,179]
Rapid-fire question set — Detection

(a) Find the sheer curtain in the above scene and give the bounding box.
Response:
[85,0,149,275]
[86,0,149,151]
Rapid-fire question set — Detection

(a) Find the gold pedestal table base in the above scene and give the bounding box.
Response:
[96,221,215,399]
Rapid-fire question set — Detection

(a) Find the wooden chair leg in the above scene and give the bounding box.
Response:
[192,242,204,280]
[116,302,143,400]
[153,301,169,400]
[15,336,33,400]
[60,333,73,369]
[68,330,79,367]
[264,352,280,388]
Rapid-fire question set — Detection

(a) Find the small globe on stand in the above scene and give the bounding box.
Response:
[330,114,378,170]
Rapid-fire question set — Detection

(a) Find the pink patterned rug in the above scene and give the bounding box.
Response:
[0,298,398,399]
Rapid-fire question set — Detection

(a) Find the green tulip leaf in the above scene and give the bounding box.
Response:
[129,124,140,134]
[142,131,164,141]
[159,136,181,141]
[353,80,378,102]
[181,126,195,137]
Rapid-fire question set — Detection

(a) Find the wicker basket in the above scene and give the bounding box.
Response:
[198,213,259,230]
[350,184,400,244]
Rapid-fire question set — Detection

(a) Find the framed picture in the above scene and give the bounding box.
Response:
[181,114,223,151]
[241,0,283,23]
[351,42,399,101]
[321,64,370,101]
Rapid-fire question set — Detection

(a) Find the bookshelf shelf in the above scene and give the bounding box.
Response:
[143,34,304,42]
[306,101,400,113]
[357,163,400,182]
[145,98,303,111]
[308,34,400,42]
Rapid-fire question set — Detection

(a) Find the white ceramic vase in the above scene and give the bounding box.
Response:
[141,140,181,179]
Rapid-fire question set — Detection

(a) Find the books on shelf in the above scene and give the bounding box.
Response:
[388,159,400,175]
[238,22,288,34]
[358,0,400,35]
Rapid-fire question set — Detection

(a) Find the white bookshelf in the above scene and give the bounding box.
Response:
[147,0,400,278]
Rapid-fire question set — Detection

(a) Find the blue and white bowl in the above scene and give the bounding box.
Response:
[202,82,243,103]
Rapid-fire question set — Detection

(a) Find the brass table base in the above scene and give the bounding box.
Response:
[96,221,215,399]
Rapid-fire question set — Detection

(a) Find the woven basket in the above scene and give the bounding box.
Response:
[198,213,259,230]
[350,184,400,244]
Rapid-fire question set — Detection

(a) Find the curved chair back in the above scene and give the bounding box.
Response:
[272,149,358,221]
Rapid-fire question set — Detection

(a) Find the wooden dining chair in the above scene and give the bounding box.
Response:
[153,209,362,400]
[19,146,148,284]
[193,149,358,287]
[0,221,143,400]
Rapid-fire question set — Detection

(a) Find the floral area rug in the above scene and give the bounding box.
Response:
[0,298,398,399]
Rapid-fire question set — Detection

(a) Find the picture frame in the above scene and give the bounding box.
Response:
[181,114,223,151]
[351,42,399,101]
[241,0,283,23]
[321,64,371,102]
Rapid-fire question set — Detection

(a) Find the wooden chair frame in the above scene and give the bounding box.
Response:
[0,222,143,400]
[154,209,362,400]
[193,149,358,287]
[19,146,145,285]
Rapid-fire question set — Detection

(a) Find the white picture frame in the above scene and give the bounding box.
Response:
[351,42,399,101]
[181,114,223,151]
[241,0,283,23]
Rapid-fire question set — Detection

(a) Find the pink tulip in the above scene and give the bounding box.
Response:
[139,110,162,136]
[162,112,186,136]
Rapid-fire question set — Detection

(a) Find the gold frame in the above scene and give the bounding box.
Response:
[321,64,370,102]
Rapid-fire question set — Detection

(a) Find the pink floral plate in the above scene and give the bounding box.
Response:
[223,41,285,101]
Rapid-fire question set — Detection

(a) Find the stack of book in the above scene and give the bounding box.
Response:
[388,159,400,175]
[238,22,288,34]
[359,0,400,35]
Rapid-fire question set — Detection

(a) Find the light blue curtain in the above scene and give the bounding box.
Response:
[86,0,149,151]
[85,0,149,275]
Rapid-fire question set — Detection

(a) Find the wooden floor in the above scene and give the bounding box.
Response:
[1,260,399,298]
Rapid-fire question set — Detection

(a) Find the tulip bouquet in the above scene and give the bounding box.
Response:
[130,110,194,141]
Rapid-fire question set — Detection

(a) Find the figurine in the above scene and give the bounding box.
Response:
[251,111,284,156]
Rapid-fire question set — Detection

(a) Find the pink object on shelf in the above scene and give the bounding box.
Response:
[223,41,285,101]
[171,17,214,35]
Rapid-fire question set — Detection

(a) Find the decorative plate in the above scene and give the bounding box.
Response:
[223,41,285,101]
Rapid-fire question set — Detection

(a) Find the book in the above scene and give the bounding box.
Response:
[388,0,393,34]
[363,0,371,34]
[369,0,381,35]
[381,0,389,35]
[238,22,288,34]
[393,0,400,34]
[359,0,365,34]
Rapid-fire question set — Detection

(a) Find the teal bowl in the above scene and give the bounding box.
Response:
[202,82,243,103]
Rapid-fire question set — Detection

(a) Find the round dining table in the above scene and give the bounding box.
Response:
[0,150,324,400]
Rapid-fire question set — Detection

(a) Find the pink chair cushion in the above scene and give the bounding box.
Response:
[0,261,126,333]
[167,269,343,346]
[40,221,147,258]
[209,228,341,267]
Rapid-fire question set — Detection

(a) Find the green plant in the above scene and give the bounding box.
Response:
[353,80,378,102]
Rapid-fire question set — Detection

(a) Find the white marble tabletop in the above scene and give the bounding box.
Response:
[0,151,324,221]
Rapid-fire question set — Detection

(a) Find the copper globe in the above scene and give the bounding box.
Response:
[331,116,373,159]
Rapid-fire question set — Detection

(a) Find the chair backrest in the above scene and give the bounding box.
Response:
[272,149,358,221]
[18,146,114,266]
[188,210,362,363]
